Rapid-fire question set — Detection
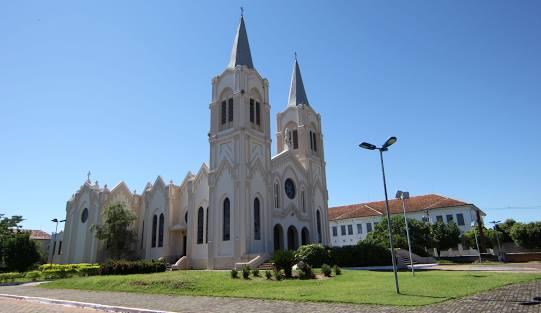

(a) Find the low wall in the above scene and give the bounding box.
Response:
[504,252,541,262]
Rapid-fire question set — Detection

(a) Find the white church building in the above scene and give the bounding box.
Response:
[58,15,330,269]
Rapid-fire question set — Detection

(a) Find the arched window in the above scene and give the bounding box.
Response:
[301,227,310,245]
[223,198,230,241]
[151,215,157,248]
[205,207,209,243]
[140,221,145,249]
[254,198,261,240]
[316,210,322,243]
[158,213,164,247]
[197,207,204,244]
[273,182,280,208]
[273,224,283,251]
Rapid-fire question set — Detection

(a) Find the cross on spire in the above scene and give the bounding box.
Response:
[240,6,244,17]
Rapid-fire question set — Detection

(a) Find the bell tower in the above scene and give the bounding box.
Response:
[276,57,330,245]
[207,14,273,268]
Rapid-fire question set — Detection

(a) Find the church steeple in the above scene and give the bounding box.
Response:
[228,14,254,69]
[287,56,309,107]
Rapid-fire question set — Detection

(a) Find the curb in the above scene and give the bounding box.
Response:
[0,293,176,313]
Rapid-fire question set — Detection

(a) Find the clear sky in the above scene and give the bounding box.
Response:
[1,1,540,234]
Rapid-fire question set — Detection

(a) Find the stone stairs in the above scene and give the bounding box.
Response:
[257,262,274,270]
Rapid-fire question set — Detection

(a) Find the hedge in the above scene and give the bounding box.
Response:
[330,242,392,267]
[99,260,166,275]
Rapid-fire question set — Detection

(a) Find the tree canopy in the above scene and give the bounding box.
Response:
[91,203,137,260]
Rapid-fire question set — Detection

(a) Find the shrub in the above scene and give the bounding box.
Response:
[295,244,331,268]
[331,242,391,267]
[297,261,315,280]
[273,268,283,281]
[272,250,297,278]
[265,270,272,280]
[99,260,166,275]
[251,268,260,277]
[333,265,342,275]
[230,268,239,279]
[39,263,100,277]
[242,265,250,279]
[24,271,42,281]
[510,222,541,249]
[0,272,24,283]
[321,264,332,277]
[3,232,41,272]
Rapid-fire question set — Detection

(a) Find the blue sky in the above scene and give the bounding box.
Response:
[1,1,540,233]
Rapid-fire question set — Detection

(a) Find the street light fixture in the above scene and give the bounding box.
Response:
[359,136,400,294]
[490,220,503,262]
[50,218,66,266]
[396,190,414,276]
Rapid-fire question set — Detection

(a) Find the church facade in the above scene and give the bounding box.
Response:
[58,15,330,269]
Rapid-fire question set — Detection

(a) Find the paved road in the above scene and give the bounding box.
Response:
[0,296,100,313]
[0,280,540,313]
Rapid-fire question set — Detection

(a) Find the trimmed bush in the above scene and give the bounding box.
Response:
[242,265,250,279]
[230,268,239,279]
[99,260,166,275]
[273,268,283,281]
[297,261,315,280]
[0,272,24,283]
[272,250,297,278]
[251,268,260,277]
[265,270,272,280]
[333,265,342,275]
[295,244,331,268]
[321,264,332,277]
[331,242,391,267]
[25,270,41,281]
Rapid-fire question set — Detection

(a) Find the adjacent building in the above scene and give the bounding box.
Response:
[58,15,330,268]
[329,194,485,248]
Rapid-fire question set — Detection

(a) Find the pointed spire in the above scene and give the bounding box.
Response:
[288,54,310,107]
[228,14,254,69]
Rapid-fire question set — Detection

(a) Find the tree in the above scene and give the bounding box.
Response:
[463,227,499,249]
[495,219,516,243]
[364,216,431,256]
[91,203,137,260]
[3,232,41,272]
[430,221,461,257]
[0,215,24,266]
[510,222,541,249]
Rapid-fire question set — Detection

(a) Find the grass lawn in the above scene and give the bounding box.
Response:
[41,269,541,306]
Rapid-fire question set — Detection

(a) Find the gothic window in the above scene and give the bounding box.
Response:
[197,207,204,244]
[292,130,298,149]
[58,241,62,255]
[254,198,261,240]
[301,189,305,212]
[273,182,280,208]
[313,132,318,152]
[223,198,230,241]
[52,241,57,256]
[250,99,254,123]
[256,101,261,126]
[141,221,145,249]
[81,208,88,223]
[151,215,157,248]
[206,207,209,243]
[228,98,234,122]
[221,101,227,125]
[185,212,188,224]
[316,210,322,243]
[158,213,164,247]
[284,178,296,199]
[309,131,313,150]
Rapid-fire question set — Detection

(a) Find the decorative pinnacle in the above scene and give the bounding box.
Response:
[240,6,244,17]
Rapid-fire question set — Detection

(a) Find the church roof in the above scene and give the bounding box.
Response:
[228,15,254,69]
[288,57,310,107]
[329,194,482,221]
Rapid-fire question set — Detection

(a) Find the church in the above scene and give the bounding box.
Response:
[57,15,330,269]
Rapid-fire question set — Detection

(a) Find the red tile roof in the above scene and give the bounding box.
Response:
[329,194,473,221]
[20,229,52,240]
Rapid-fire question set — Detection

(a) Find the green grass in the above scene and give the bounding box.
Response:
[41,270,541,306]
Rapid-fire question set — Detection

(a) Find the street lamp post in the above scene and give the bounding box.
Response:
[359,136,400,294]
[50,218,66,266]
[396,190,414,276]
[471,220,482,263]
[490,220,503,262]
